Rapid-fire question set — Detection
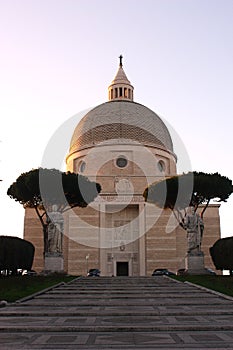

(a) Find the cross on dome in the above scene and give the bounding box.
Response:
[119,54,123,67]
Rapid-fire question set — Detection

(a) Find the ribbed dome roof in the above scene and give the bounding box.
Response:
[69,100,174,154]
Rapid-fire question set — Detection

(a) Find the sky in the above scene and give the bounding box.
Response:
[0,0,233,239]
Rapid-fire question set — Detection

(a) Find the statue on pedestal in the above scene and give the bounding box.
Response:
[184,207,204,255]
[47,205,64,254]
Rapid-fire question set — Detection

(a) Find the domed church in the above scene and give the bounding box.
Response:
[24,57,221,276]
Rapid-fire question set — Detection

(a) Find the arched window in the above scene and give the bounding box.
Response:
[157,160,165,172]
[79,160,86,173]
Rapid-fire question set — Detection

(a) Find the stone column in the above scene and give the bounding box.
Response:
[139,203,146,276]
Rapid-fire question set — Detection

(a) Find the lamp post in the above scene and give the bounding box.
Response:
[85,254,89,274]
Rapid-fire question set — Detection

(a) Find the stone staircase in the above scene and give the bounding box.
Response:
[1,276,233,349]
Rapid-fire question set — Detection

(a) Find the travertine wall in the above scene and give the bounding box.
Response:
[24,201,220,276]
[24,139,220,275]
[145,204,220,275]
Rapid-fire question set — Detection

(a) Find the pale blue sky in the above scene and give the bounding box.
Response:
[0,0,232,238]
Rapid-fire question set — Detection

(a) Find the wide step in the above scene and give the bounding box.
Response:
[1,276,233,349]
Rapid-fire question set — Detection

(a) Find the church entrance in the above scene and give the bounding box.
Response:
[101,204,142,276]
[116,261,129,276]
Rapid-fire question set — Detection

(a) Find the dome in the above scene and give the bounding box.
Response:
[69,100,174,155]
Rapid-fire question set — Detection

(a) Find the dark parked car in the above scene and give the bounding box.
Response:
[22,270,37,276]
[87,269,100,277]
[176,268,216,276]
[205,268,216,275]
[152,268,175,276]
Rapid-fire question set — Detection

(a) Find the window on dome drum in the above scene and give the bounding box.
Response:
[115,88,118,98]
[79,160,86,173]
[116,156,128,168]
[119,87,122,97]
[111,89,113,99]
[128,89,131,99]
[157,160,165,172]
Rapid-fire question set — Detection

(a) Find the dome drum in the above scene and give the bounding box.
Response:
[108,83,134,101]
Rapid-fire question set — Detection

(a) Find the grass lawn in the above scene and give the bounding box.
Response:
[0,275,76,303]
[173,275,233,297]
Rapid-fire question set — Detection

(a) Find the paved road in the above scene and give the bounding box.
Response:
[1,276,233,349]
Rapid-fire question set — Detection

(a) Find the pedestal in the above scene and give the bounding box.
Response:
[44,253,64,273]
[185,252,207,275]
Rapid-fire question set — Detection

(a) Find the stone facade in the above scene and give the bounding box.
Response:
[24,201,220,276]
[23,58,221,275]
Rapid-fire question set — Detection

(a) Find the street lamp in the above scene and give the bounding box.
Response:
[85,254,89,274]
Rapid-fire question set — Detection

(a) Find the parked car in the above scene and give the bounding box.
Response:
[152,268,175,276]
[87,269,100,277]
[176,268,188,276]
[205,268,216,275]
[22,270,37,276]
[176,268,216,276]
